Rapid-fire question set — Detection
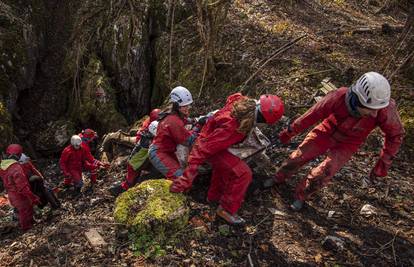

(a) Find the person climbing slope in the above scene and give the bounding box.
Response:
[274,72,404,211]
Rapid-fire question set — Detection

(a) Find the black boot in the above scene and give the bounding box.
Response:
[71,187,82,198]
[109,184,125,197]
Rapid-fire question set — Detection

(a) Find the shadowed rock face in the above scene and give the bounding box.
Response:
[0,0,168,153]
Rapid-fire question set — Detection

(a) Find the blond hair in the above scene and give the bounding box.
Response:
[231,98,256,135]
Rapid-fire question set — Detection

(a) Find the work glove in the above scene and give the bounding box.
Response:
[99,162,110,169]
[170,176,193,193]
[278,128,295,144]
[196,115,209,126]
[372,150,392,177]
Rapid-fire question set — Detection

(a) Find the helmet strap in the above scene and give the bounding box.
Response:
[7,154,19,161]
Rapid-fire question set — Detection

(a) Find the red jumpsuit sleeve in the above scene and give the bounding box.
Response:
[184,116,245,181]
[28,161,43,178]
[374,102,405,176]
[59,148,70,175]
[290,89,342,135]
[167,117,198,147]
[83,145,100,166]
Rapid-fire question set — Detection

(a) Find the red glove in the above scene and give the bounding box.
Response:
[99,162,110,169]
[279,128,295,144]
[170,176,193,193]
[370,159,388,178]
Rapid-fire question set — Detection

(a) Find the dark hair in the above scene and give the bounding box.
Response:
[161,102,185,120]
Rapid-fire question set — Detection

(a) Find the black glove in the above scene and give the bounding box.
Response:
[197,116,209,126]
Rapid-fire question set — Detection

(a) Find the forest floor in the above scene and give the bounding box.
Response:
[1,1,413,266]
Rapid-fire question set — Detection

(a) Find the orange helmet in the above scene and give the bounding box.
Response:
[149,108,161,122]
[259,94,284,124]
[6,144,23,156]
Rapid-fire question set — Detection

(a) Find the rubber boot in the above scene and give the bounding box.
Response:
[216,205,246,225]
[109,183,126,197]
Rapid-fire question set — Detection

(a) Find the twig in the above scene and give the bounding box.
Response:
[382,25,413,75]
[374,230,399,264]
[389,49,414,81]
[288,69,333,80]
[168,0,176,88]
[291,104,313,108]
[247,253,254,267]
[240,34,307,92]
[198,50,209,98]
[253,214,271,230]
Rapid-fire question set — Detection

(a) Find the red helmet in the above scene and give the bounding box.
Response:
[6,144,23,156]
[80,128,97,143]
[259,94,284,124]
[149,108,161,122]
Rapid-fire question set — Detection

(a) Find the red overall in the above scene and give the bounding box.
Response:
[276,87,404,201]
[59,143,100,187]
[0,160,40,230]
[176,93,253,214]
[149,114,197,180]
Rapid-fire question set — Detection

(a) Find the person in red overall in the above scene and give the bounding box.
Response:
[149,86,198,180]
[78,128,109,185]
[125,109,161,190]
[171,93,284,225]
[109,120,160,196]
[15,147,61,209]
[0,144,40,231]
[60,135,107,195]
[275,72,404,211]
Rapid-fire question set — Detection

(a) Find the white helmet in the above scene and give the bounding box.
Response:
[170,86,193,106]
[352,72,391,109]
[148,120,159,136]
[70,135,82,148]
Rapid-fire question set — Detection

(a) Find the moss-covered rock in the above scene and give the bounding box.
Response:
[75,55,128,133]
[114,179,189,258]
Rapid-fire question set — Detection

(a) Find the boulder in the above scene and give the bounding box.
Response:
[114,179,189,257]
[32,120,75,153]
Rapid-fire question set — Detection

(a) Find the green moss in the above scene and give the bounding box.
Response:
[114,179,189,258]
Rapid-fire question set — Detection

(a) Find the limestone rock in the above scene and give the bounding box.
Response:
[32,120,75,153]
